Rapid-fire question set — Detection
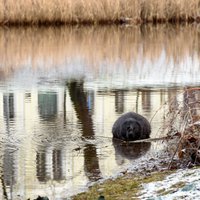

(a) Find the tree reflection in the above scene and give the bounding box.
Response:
[68,80,101,181]
[0,171,8,200]
[67,81,94,139]
[84,144,101,181]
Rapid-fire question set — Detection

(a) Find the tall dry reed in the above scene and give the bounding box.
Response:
[0,0,199,25]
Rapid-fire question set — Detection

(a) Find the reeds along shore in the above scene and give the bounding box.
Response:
[0,0,199,25]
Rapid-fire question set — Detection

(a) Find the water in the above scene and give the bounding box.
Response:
[0,24,200,199]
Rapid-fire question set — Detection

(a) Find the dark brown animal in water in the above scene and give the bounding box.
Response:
[112,112,151,141]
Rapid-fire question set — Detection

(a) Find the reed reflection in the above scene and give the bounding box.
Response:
[0,25,199,83]
[68,80,101,181]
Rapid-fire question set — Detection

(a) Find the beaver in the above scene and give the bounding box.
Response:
[112,112,151,141]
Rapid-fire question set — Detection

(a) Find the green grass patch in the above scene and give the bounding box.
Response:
[72,171,174,200]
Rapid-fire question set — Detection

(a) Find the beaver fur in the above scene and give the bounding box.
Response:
[112,112,151,141]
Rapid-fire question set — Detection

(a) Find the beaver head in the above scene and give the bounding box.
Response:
[120,118,141,141]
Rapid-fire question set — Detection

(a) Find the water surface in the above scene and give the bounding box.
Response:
[0,24,200,199]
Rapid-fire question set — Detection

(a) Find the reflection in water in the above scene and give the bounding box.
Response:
[0,172,8,200]
[114,90,125,114]
[36,152,47,182]
[0,25,199,199]
[68,81,101,181]
[38,92,57,120]
[3,93,16,194]
[68,81,94,139]
[0,82,190,199]
[84,144,101,182]
[141,90,152,111]
[3,93,14,120]
[53,149,62,181]
[0,25,199,87]
[112,139,151,165]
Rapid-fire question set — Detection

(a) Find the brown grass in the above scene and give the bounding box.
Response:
[0,0,199,25]
[154,88,200,167]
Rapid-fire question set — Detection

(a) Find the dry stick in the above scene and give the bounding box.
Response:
[185,87,200,92]
[153,88,200,168]
[150,93,182,139]
[128,136,169,143]
[149,90,183,124]
[167,137,183,169]
[149,101,167,124]
[194,138,200,163]
[155,108,181,137]
[184,90,200,163]
[167,107,189,169]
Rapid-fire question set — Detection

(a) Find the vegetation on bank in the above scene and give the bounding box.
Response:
[0,0,199,25]
[72,170,173,200]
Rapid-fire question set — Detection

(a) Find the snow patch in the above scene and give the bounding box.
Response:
[140,168,200,200]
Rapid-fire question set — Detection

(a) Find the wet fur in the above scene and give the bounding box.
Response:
[112,112,151,141]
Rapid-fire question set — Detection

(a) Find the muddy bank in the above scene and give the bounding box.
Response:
[70,153,172,200]
[71,153,200,200]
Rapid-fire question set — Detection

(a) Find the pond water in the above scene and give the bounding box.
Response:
[0,24,200,200]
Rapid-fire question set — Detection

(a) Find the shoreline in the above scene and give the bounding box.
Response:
[70,152,200,200]
[70,152,173,200]
[0,17,199,27]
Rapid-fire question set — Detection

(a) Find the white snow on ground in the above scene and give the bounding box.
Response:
[139,168,200,200]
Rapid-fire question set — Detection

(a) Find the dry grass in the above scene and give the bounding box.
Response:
[154,88,200,167]
[0,0,199,25]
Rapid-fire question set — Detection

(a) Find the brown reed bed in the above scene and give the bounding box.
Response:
[0,0,199,25]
